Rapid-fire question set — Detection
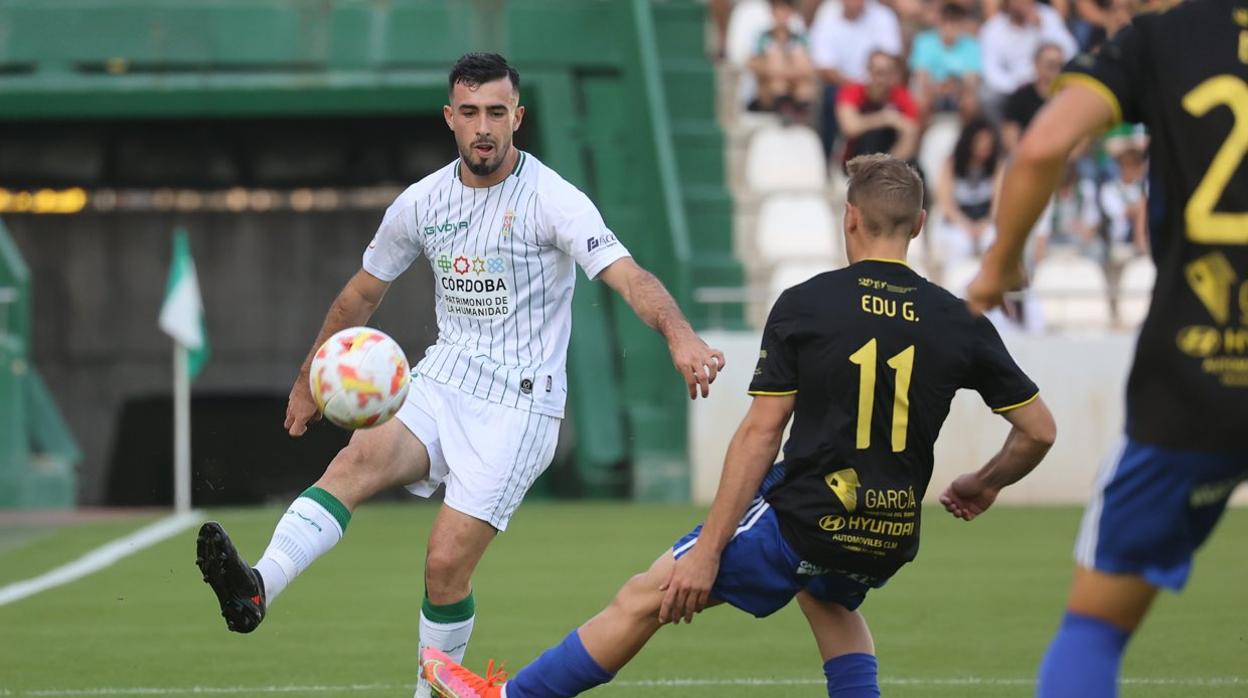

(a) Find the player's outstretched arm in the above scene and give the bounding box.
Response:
[285,269,391,437]
[968,84,1116,315]
[939,398,1057,521]
[598,258,726,400]
[660,394,795,624]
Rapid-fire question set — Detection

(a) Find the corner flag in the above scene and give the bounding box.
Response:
[159,227,210,379]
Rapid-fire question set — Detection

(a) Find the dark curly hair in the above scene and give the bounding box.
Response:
[952,118,1002,179]
[448,52,520,96]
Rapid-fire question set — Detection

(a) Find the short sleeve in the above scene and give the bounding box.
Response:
[542,184,631,280]
[963,316,1039,413]
[1054,23,1148,126]
[749,291,800,396]
[837,83,866,107]
[908,33,934,72]
[362,198,422,282]
[894,88,919,120]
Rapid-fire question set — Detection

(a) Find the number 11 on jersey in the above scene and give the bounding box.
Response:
[849,339,915,452]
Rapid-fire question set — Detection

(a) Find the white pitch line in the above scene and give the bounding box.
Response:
[0,511,201,607]
[4,677,1246,695]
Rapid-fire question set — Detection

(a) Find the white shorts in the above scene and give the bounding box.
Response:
[397,374,560,531]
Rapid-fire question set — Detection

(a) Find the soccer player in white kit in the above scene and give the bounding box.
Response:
[194,53,726,698]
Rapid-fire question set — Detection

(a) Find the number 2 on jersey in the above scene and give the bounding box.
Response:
[1183,75,1248,243]
[848,339,915,452]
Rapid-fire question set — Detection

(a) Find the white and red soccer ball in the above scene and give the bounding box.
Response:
[309,327,410,429]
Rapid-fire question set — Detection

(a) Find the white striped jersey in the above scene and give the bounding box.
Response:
[362,150,631,418]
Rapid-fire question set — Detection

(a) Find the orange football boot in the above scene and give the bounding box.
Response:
[422,647,508,698]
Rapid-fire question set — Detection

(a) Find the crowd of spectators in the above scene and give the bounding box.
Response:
[715,0,1152,281]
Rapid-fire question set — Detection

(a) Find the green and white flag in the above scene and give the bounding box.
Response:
[159,227,210,379]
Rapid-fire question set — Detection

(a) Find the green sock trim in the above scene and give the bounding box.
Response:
[300,486,351,533]
[422,590,476,624]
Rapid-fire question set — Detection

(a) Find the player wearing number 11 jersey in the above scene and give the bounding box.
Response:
[420,155,1057,698]
[967,2,1248,695]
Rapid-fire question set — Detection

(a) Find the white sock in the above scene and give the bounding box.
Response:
[415,594,477,698]
[253,487,349,604]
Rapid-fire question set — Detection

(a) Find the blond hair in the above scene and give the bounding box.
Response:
[845,154,924,236]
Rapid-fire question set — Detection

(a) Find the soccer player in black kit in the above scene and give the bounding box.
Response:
[967,2,1248,696]
[420,155,1057,698]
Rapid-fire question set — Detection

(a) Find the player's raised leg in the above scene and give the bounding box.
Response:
[415,505,499,698]
[196,414,431,633]
[797,591,879,698]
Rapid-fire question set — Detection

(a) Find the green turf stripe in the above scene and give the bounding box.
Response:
[422,590,476,623]
[300,487,351,533]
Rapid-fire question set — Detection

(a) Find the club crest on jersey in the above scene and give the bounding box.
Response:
[500,209,515,237]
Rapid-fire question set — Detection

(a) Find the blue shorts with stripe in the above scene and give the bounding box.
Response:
[671,463,889,618]
[1075,436,1248,590]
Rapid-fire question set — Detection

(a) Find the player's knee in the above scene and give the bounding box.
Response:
[318,444,385,504]
[611,573,662,620]
[424,545,471,597]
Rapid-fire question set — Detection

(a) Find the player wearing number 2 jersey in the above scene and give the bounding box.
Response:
[420,155,1057,698]
[967,2,1248,695]
[193,53,725,698]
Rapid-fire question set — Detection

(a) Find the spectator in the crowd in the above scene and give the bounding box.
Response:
[979,0,1077,117]
[1001,42,1065,152]
[935,118,1003,261]
[810,0,903,155]
[909,3,982,120]
[1100,132,1150,261]
[1032,164,1103,263]
[1072,0,1137,50]
[748,0,817,121]
[836,51,920,163]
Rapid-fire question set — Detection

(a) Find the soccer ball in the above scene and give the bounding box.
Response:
[309,327,410,430]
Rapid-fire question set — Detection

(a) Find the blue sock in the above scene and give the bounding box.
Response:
[505,630,615,698]
[823,653,880,697]
[1037,611,1130,698]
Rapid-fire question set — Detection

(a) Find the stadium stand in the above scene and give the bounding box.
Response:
[1115,254,1156,328]
[1030,254,1114,333]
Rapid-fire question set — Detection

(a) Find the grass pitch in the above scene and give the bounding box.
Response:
[1,503,1245,696]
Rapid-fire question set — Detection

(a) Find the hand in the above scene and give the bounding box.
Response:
[965,250,1026,316]
[659,547,720,624]
[939,472,1000,521]
[668,329,726,400]
[880,107,903,128]
[284,374,322,437]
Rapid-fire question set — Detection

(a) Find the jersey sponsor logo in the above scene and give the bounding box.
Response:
[825,468,861,512]
[587,232,618,253]
[863,487,918,511]
[436,253,512,318]
[819,515,847,532]
[425,220,470,236]
[795,560,830,576]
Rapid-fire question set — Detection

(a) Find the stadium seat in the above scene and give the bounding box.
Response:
[917,114,961,196]
[769,260,836,302]
[940,257,983,295]
[1117,255,1156,327]
[755,193,840,264]
[744,125,828,194]
[1030,255,1113,332]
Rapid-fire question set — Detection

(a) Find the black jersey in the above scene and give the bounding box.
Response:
[1057,0,1248,450]
[750,260,1038,578]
